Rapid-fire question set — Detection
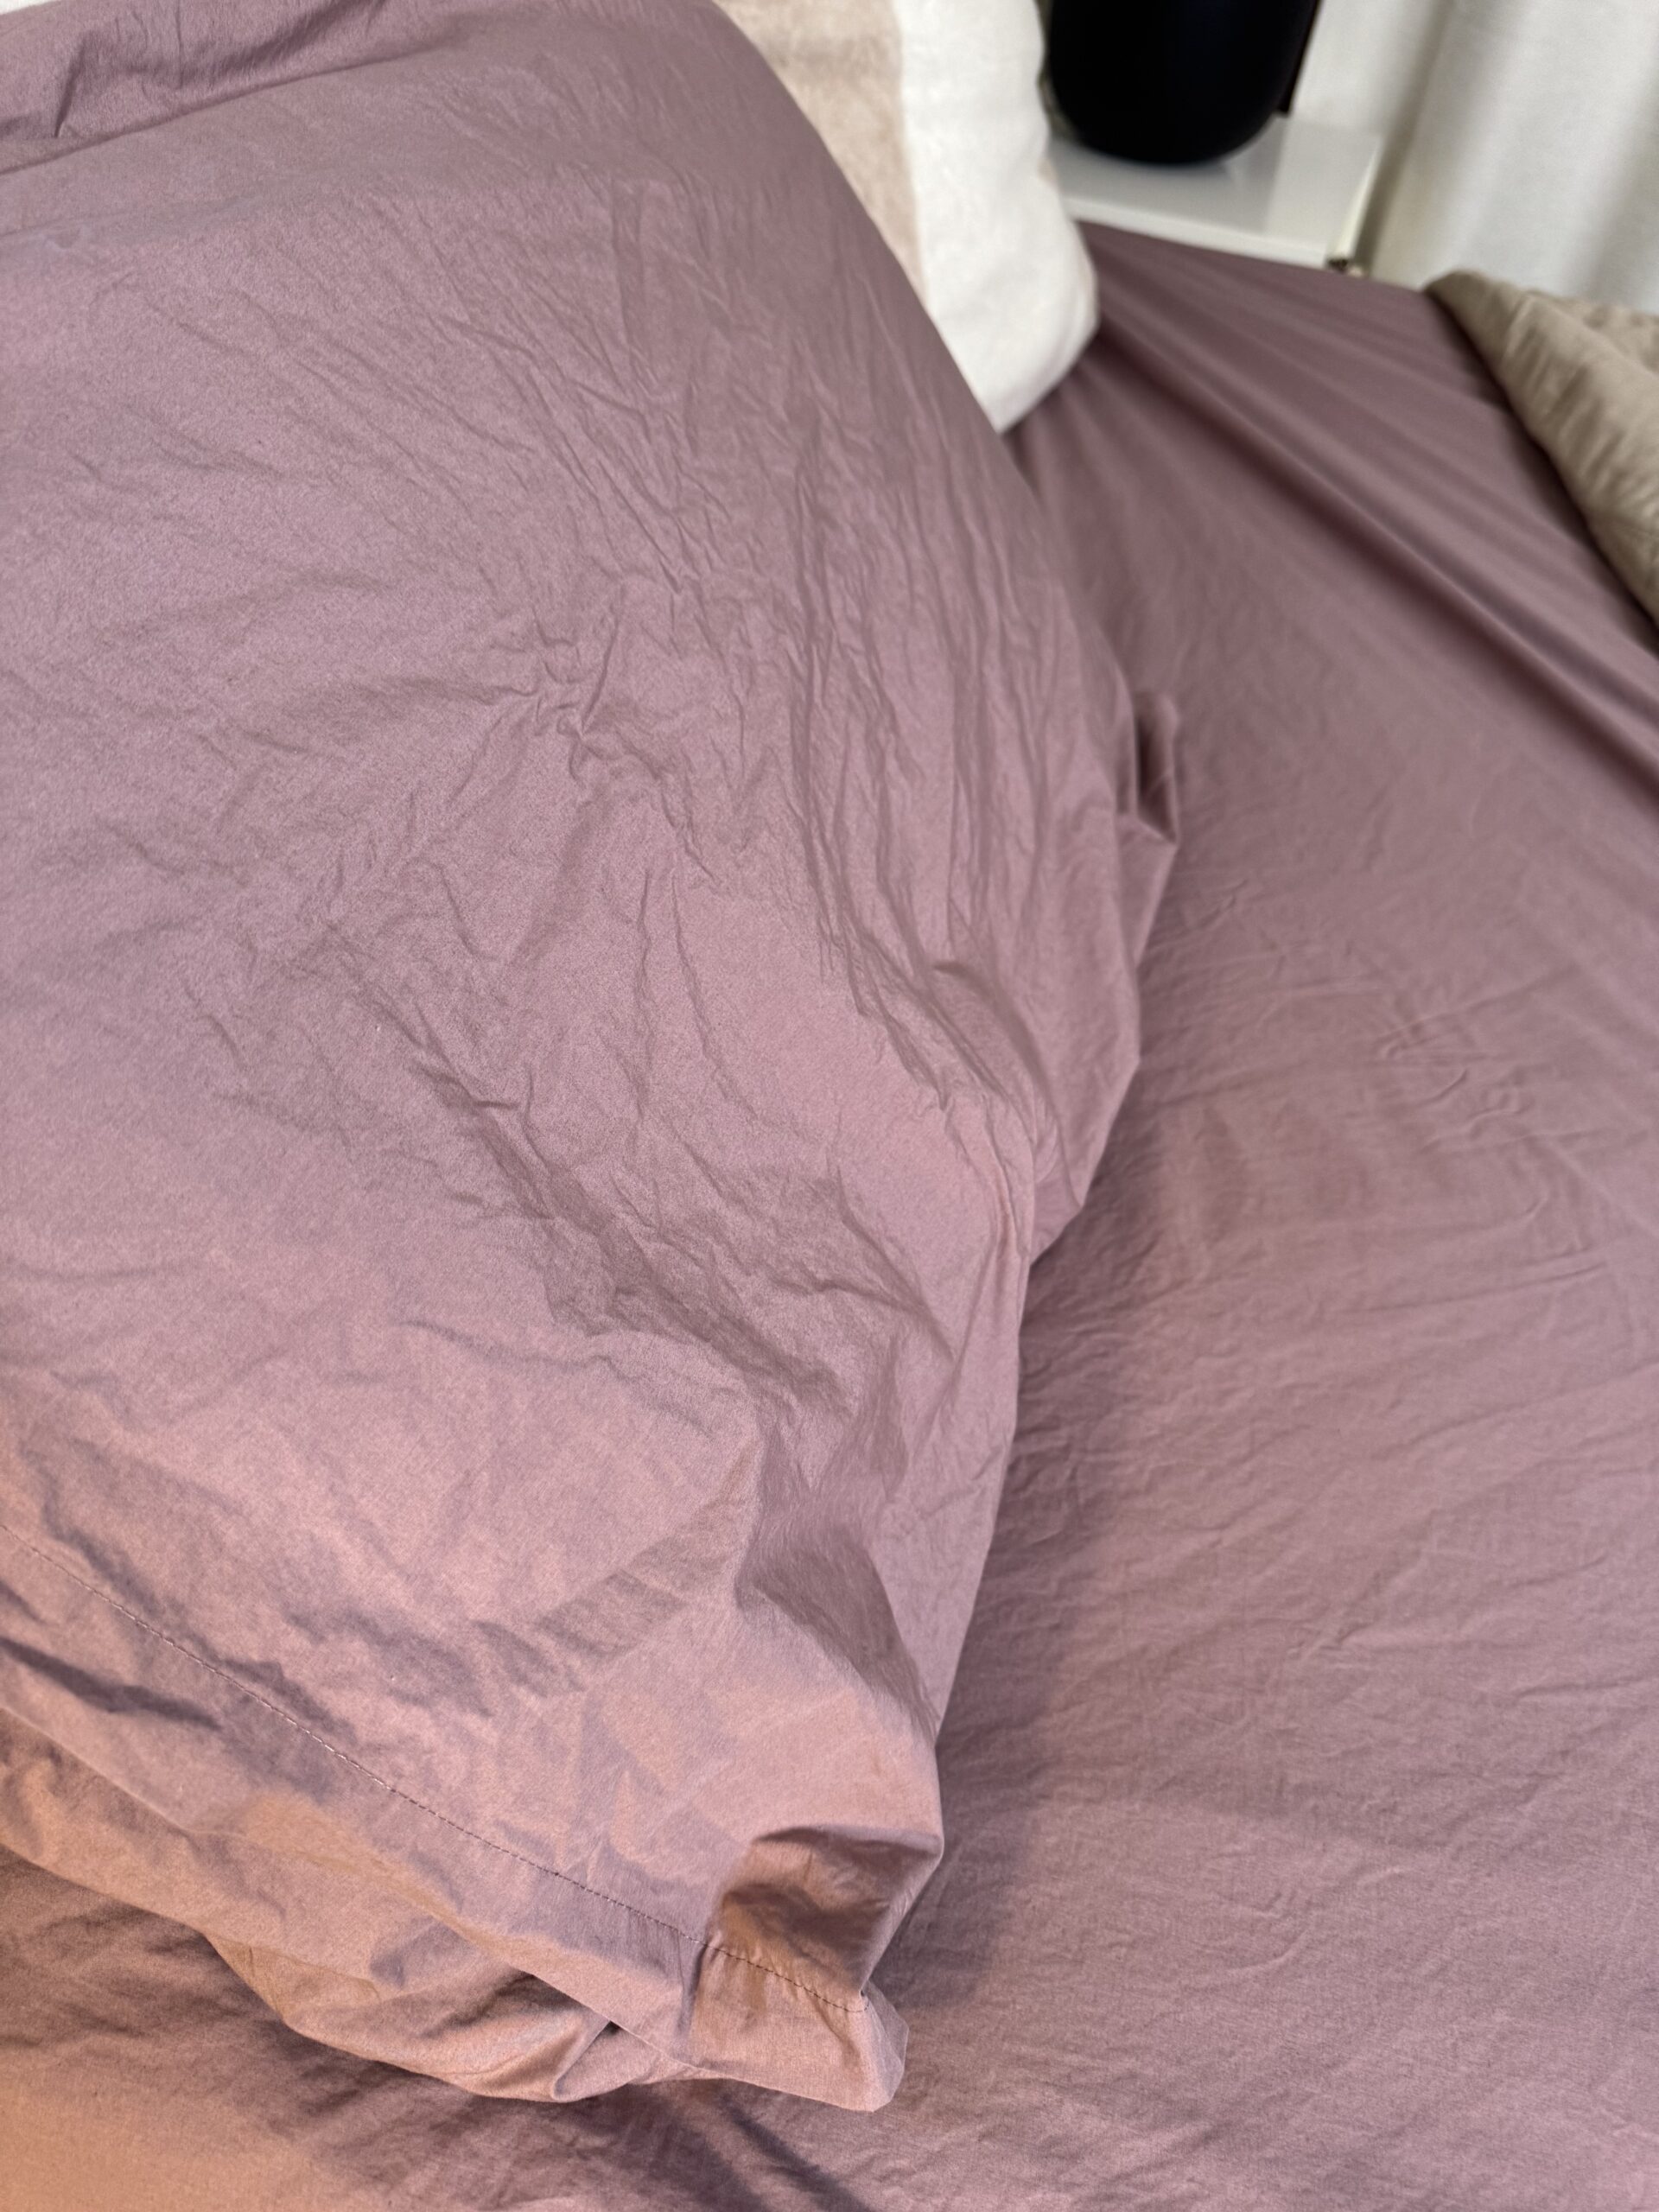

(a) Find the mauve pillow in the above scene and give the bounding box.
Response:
[0,0,1173,2109]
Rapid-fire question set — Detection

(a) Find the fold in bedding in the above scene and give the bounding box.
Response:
[0,0,1172,2115]
[1430,269,1659,627]
[5,222,1656,2209]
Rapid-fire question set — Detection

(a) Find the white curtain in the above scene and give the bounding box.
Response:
[1294,0,1659,308]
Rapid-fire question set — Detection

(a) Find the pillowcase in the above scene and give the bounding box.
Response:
[715,0,1096,428]
[0,0,1171,2112]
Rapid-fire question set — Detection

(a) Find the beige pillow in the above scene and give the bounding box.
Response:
[716,0,1096,428]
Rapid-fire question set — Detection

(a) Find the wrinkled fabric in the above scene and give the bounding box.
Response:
[712,0,923,288]
[5,224,1659,2209]
[0,0,1170,2113]
[1430,269,1659,628]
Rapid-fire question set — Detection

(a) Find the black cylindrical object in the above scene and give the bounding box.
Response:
[1047,0,1322,167]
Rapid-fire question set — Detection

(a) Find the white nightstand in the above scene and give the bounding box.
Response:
[1049,112,1382,270]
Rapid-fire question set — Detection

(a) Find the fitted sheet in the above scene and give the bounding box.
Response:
[4,227,1659,2211]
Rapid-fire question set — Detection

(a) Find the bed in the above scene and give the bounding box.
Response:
[3,4,1659,2205]
[5,214,1656,2208]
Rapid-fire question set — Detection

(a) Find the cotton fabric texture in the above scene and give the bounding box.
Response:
[0,0,1170,2114]
[1430,270,1659,627]
[5,225,1658,2210]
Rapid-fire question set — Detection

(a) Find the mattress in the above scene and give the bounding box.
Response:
[4,226,1658,2210]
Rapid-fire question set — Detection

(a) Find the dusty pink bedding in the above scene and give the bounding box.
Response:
[5,76,1659,2212]
[0,0,1169,2117]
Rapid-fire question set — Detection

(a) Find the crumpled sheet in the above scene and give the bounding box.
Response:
[1430,268,1659,628]
[0,0,1168,2116]
[6,222,1659,2210]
